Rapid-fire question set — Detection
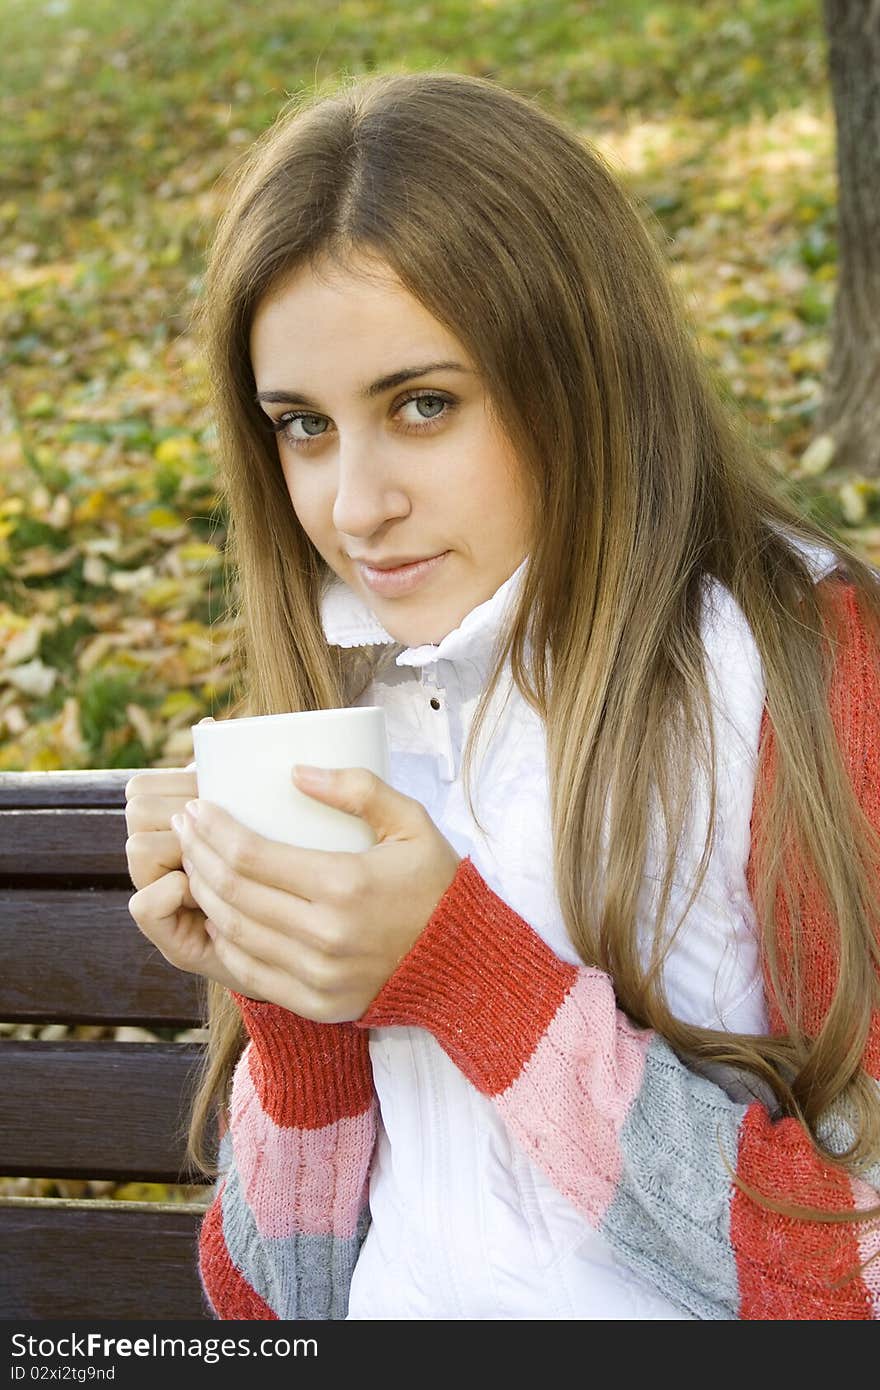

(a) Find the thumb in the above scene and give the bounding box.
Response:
[292,764,417,841]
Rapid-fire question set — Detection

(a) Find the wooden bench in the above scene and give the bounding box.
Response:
[0,769,216,1320]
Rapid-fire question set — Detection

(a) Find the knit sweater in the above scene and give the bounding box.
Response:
[197,576,880,1319]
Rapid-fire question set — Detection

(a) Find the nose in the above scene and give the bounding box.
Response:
[331,443,411,539]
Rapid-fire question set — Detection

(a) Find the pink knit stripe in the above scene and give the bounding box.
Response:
[852,1176,880,1317]
[231,1077,374,1239]
[495,971,651,1222]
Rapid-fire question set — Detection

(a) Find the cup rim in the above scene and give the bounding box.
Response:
[192,705,383,732]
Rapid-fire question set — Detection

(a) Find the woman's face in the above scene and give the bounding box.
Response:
[249,255,534,647]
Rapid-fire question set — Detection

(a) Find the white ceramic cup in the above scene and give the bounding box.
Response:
[191,707,389,852]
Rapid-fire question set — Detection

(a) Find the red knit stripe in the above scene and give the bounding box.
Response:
[360,856,578,1094]
[233,996,374,1130]
[732,1104,871,1318]
[198,1192,278,1320]
[746,578,880,1075]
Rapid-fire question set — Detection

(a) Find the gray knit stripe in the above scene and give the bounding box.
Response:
[218,1135,369,1319]
[600,1036,744,1320]
[816,1078,880,1189]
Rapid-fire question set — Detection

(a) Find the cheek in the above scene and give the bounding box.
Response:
[474,460,533,544]
[281,461,325,536]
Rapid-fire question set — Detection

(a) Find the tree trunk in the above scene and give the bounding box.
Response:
[813,0,880,479]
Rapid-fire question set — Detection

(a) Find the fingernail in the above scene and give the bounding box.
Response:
[185,800,201,820]
[294,764,332,787]
[182,855,193,875]
[171,813,184,836]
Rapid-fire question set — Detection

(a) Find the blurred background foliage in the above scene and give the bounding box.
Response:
[1,0,877,780]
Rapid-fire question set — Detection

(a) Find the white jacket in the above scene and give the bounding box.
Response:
[318,539,838,1319]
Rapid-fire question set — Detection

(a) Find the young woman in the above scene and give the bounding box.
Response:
[125,70,880,1319]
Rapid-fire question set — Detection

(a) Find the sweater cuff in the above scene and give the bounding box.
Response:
[358,856,579,1095]
[231,991,373,1129]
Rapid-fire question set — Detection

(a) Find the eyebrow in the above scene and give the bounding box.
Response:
[255,361,472,409]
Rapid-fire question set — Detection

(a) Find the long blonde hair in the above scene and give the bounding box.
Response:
[184,72,880,1222]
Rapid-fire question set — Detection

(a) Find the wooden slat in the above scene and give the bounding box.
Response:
[0,1198,212,1319]
[0,771,220,1323]
[0,806,131,878]
[0,768,139,808]
[0,1041,214,1180]
[0,887,203,1024]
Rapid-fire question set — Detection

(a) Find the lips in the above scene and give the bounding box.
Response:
[357,550,450,597]
[358,555,437,570]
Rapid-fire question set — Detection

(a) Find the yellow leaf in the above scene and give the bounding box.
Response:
[143,577,185,608]
[155,436,198,465]
[799,433,835,476]
[112,1182,170,1202]
[12,546,78,578]
[178,541,221,565]
[147,506,184,529]
[25,392,54,418]
[78,634,115,672]
[74,490,109,523]
[839,480,872,525]
[160,690,202,718]
[3,618,44,666]
[0,612,31,643]
[0,741,26,771]
[31,748,64,771]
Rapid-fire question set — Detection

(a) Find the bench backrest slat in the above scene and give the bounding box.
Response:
[0,888,203,1024]
[0,1040,210,1181]
[0,1203,208,1320]
[0,769,134,807]
[0,807,135,879]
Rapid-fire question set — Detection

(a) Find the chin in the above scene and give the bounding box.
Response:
[379,611,453,648]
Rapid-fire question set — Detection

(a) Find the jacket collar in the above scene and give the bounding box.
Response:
[319,557,529,672]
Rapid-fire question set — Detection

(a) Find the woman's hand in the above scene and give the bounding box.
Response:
[169,765,462,1022]
[124,719,264,998]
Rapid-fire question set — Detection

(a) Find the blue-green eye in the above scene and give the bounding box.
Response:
[267,389,457,452]
[403,394,446,421]
[269,412,326,442]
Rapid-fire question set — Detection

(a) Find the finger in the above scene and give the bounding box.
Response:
[128,873,247,993]
[125,786,199,833]
[181,826,318,949]
[184,799,352,903]
[205,927,302,1013]
[292,765,420,843]
[184,861,330,1004]
[129,870,206,962]
[126,826,197,889]
[126,768,200,797]
[184,862,280,964]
